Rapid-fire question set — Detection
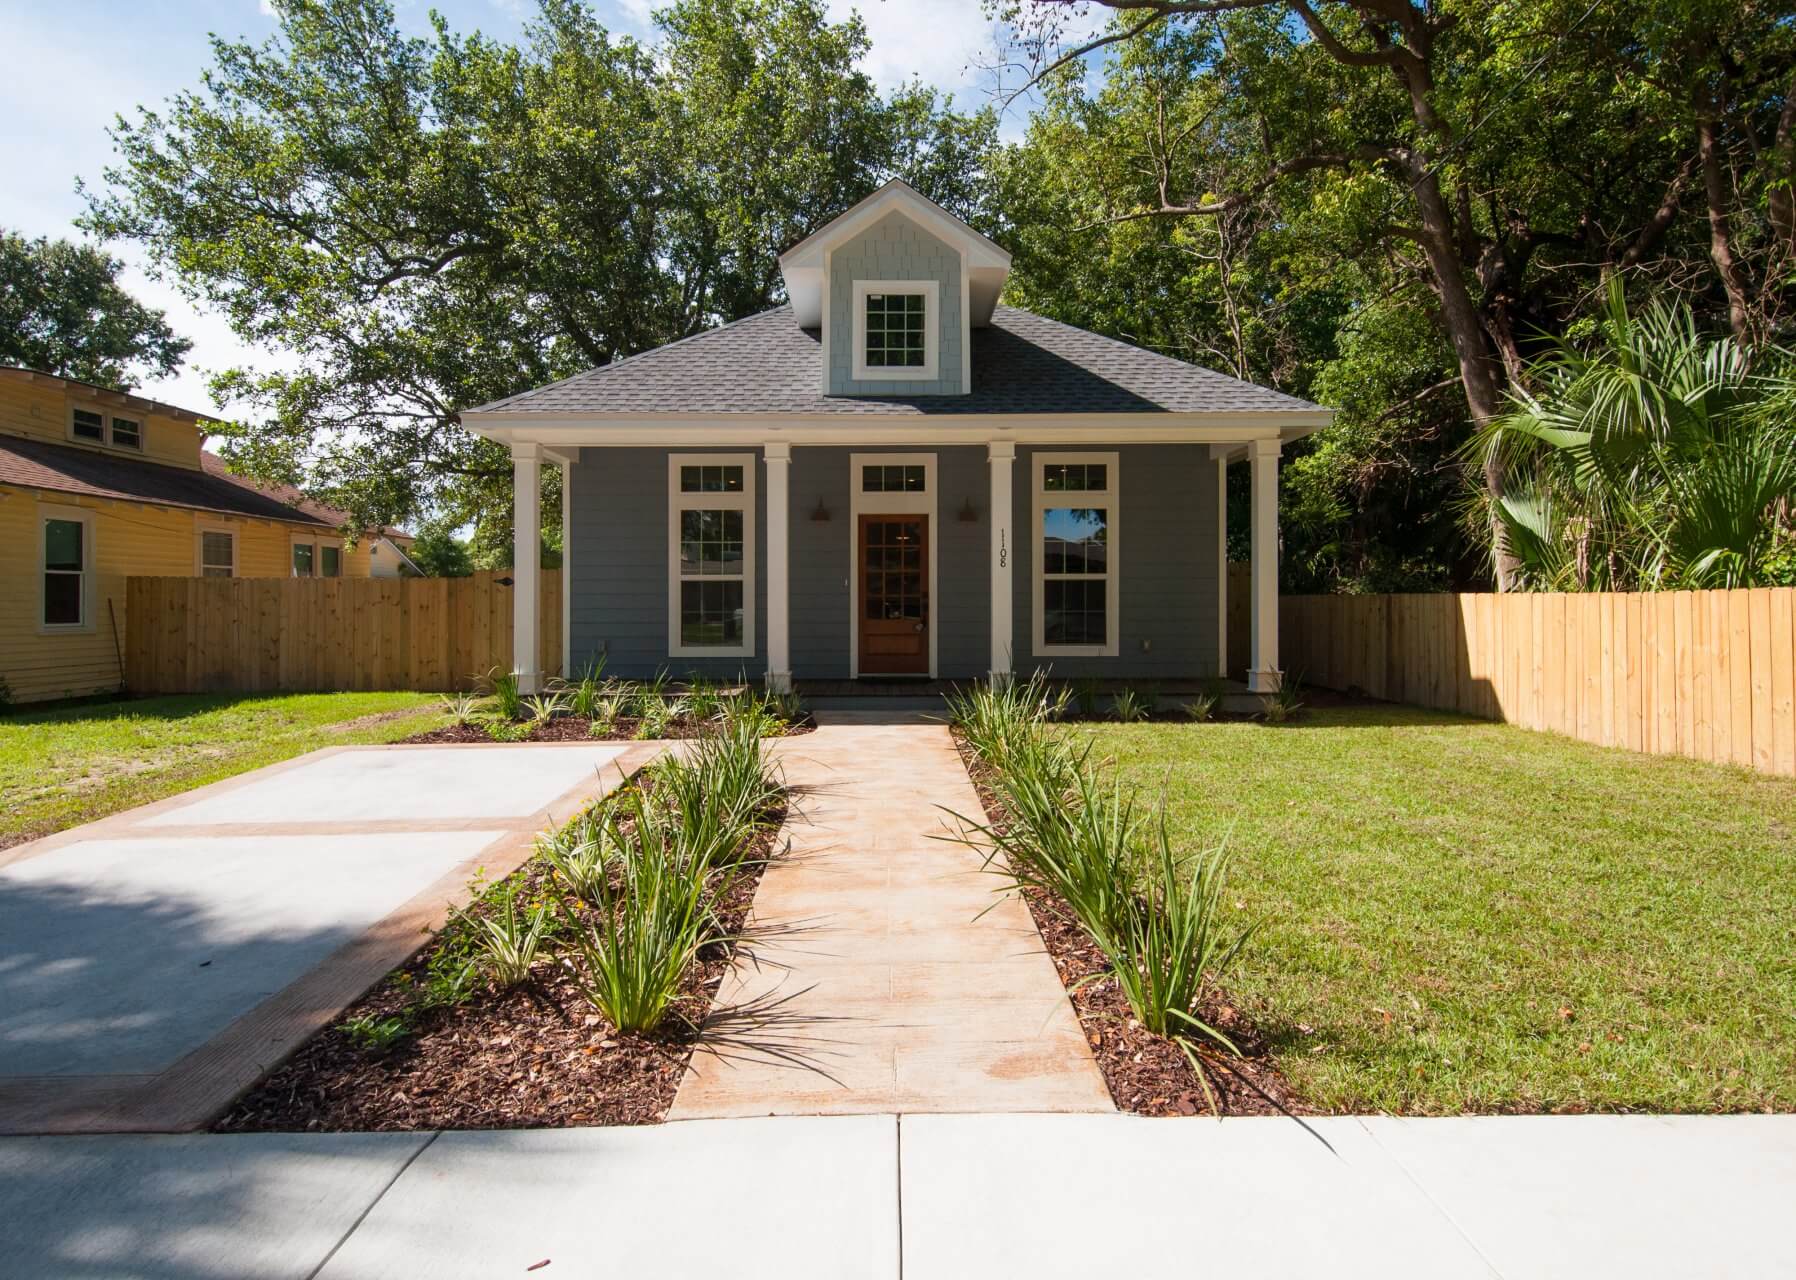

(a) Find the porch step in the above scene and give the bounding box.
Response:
[806,694,948,713]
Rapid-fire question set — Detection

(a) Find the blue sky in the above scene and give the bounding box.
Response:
[0,0,1043,413]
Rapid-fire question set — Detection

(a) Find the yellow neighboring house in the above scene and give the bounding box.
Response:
[0,366,417,704]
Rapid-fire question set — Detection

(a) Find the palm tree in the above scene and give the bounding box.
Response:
[1469,282,1796,590]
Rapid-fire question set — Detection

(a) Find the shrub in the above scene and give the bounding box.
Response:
[523,690,569,727]
[482,667,524,721]
[1183,691,1219,722]
[343,1012,412,1054]
[540,807,616,902]
[566,659,608,718]
[1112,685,1152,722]
[1072,676,1103,718]
[560,788,736,1034]
[949,693,1260,1108]
[453,890,551,987]
[439,691,481,726]
[943,670,1062,763]
[592,694,626,735]
[1262,672,1306,723]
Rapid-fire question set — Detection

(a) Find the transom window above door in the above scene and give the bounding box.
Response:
[668,454,755,659]
[1033,452,1119,658]
[861,464,926,493]
[851,280,939,381]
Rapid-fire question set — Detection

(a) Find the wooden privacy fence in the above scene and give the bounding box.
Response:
[125,570,562,696]
[1280,588,1796,777]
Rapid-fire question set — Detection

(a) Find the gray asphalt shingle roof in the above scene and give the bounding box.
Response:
[471,306,1321,417]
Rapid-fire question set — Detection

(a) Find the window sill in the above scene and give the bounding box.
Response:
[1034,644,1119,659]
[38,623,97,637]
[668,645,755,660]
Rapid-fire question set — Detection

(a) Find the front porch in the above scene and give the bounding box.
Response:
[502,436,1288,698]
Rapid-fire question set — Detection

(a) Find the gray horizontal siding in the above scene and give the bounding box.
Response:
[568,447,768,681]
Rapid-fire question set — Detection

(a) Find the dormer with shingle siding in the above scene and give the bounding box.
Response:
[777,179,1012,399]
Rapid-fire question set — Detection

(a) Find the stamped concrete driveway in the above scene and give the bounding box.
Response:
[0,741,651,1135]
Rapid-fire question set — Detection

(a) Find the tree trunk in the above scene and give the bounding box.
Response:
[1698,112,1753,344]
[1411,163,1520,589]
[1768,71,1796,258]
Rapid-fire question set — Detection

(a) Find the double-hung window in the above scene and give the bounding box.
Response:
[40,504,93,631]
[1033,453,1119,657]
[291,536,343,578]
[851,279,939,381]
[668,455,755,659]
[69,405,142,450]
[198,527,237,578]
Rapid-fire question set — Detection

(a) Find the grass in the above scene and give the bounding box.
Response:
[1061,707,1796,1115]
[0,691,446,846]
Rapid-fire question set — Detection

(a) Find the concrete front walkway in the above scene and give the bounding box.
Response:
[4,1114,1792,1278]
[0,742,655,1135]
[670,714,1111,1118]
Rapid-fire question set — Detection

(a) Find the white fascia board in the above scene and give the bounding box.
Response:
[465,411,1332,448]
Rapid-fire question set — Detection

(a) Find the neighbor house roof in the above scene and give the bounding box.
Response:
[469,306,1323,418]
[0,433,409,539]
[0,365,217,424]
[198,453,412,542]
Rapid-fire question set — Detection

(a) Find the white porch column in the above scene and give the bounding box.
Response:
[1246,436,1281,693]
[987,441,1016,686]
[511,441,542,694]
[764,443,792,693]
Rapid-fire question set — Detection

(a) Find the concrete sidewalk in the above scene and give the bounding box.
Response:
[0,742,654,1135]
[670,715,1111,1118]
[3,1114,1792,1278]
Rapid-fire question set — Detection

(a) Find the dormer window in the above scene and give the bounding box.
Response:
[69,404,143,451]
[852,280,938,381]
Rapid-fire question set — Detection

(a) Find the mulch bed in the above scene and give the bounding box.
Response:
[402,713,817,744]
[954,736,1309,1118]
[215,799,785,1132]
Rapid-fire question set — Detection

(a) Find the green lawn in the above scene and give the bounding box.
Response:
[1062,708,1796,1115]
[1,691,447,847]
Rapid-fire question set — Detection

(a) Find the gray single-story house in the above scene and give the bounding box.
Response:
[463,180,1329,694]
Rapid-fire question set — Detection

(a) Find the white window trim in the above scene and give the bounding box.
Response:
[38,501,96,635]
[667,453,757,660]
[847,452,937,679]
[195,522,238,578]
[1032,451,1120,658]
[851,279,940,382]
[290,533,345,577]
[67,402,143,451]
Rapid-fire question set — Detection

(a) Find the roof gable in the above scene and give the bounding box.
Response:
[779,180,1010,328]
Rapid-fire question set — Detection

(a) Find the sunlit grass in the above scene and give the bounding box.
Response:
[0,691,444,844]
[1063,707,1796,1114]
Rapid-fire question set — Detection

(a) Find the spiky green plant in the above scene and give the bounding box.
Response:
[439,691,481,726]
[452,890,551,987]
[1111,685,1151,723]
[1183,691,1220,722]
[566,659,608,718]
[522,690,568,727]
[482,667,524,721]
[1261,672,1305,723]
[539,809,614,902]
[559,788,739,1034]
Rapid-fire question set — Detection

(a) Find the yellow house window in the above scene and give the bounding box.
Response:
[40,506,94,631]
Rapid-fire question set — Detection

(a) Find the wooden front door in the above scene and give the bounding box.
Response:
[858,514,929,675]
